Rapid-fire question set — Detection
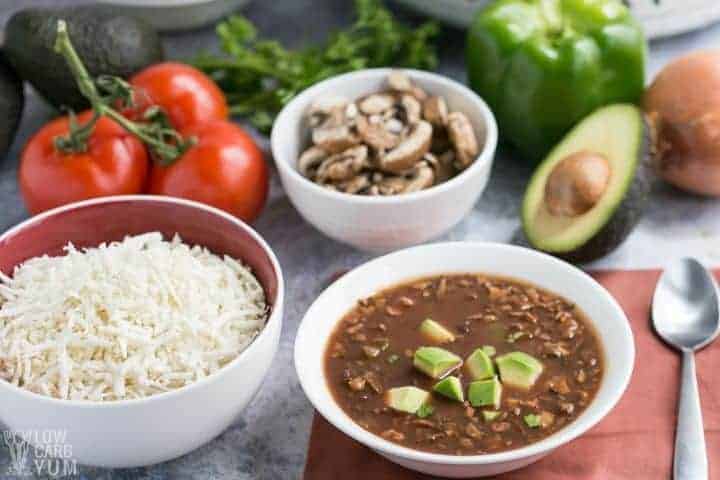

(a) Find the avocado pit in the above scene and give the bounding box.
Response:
[544,150,611,217]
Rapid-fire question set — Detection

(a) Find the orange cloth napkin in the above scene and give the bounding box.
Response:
[303,270,720,479]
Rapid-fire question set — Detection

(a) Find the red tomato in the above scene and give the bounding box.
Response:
[129,62,228,130]
[149,121,269,222]
[19,111,149,215]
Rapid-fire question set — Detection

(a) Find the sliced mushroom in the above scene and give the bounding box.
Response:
[345,102,359,120]
[387,70,414,92]
[377,175,408,195]
[308,95,349,127]
[298,146,328,177]
[423,152,455,184]
[447,112,479,169]
[366,185,380,196]
[387,70,427,101]
[430,127,452,154]
[400,94,422,125]
[312,123,360,154]
[358,93,396,115]
[423,96,448,127]
[316,145,369,183]
[385,118,405,135]
[356,115,400,150]
[403,162,435,192]
[379,121,433,174]
[339,173,371,194]
[299,71,481,196]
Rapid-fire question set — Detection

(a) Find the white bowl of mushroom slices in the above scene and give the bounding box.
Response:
[271,69,498,252]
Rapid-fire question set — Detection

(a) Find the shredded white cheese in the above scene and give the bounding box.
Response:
[0,232,268,401]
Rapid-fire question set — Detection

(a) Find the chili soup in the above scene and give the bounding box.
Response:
[324,273,604,455]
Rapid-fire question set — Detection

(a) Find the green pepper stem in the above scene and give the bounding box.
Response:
[52,20,193,163]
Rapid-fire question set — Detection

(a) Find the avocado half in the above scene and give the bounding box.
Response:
[522,104,652,263]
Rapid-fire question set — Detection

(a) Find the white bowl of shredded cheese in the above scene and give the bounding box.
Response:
[0,195,284,468]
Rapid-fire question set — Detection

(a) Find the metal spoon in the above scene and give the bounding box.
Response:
[652,258,720,480]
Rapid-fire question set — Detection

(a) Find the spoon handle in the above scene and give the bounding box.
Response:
[674,350,708,480]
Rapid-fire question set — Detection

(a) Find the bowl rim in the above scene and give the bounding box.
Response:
[294,241,635,466]
[270,67,498,205]
[0,194,285,408]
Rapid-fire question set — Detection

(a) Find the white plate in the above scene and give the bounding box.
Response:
[395,0,720,39]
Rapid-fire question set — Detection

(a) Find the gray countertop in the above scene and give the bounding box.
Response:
[1,1,720,479]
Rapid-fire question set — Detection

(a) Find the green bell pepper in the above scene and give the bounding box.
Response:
[467,0,646,162]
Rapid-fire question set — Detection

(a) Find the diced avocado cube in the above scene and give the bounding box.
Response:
[413,347,462,379]
[482,410,501,422]
[481,345,496,357]
[496,351,544,389]
[384,386,430,414]
[416,404,434,418]
[419,318,455,344]
[433,376,464,402]
[468,376,502,409]
[524,413,541,428]
[465,348,495,381]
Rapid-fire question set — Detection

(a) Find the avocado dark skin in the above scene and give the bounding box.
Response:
[4,6,163,111]
[556,125,654,264]
[0,50,24,162]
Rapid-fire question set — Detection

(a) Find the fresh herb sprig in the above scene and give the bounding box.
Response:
[193,0,439,132]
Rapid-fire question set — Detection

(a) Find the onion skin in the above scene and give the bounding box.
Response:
[644,50,720,196]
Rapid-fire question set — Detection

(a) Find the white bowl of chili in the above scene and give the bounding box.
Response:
[294,242,634,478]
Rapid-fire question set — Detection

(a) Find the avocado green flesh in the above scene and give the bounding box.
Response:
[385,386,430,414]
[496,351,543,390]
[419,319,455,344]
[465,348,495,381]
[522,104,644,255]
[468,377,502,409]
[433,376,464,402]
[413,347,462,379]
[482,410,501,422]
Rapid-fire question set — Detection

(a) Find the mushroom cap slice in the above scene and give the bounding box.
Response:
[379,121,433,174]
[316,145,369,182]
[403,162,436,193]
[308,95,349,117]
[387,70,427,101]
[358,93,396,115]
[340,173,372,194]
[423,96,448,127]
[312,123,360,154]
[377,175,409,195]
[388,71,414,92]
[307,96,349,127]
[424,152,455,184]
[298,146,328,177]
[356,115,400,150]
[400,94,422,125]
[447,112,480,168]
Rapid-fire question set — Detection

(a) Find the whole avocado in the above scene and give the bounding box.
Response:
[0,50,24,161]
[4,6,163,111]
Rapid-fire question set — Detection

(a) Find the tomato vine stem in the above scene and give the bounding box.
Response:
[52,20,195,164]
